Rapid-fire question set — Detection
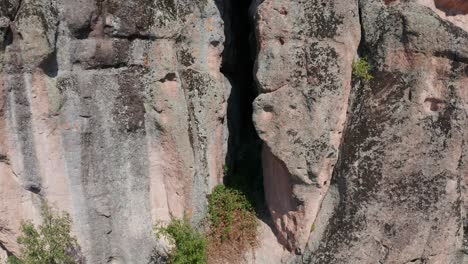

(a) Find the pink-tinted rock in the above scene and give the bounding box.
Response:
[434,0,468,14]
[1,0,467,263]
[300,2,468,263]
[253,0,360,251]
[0,0,229,263]
[417,0,468,31]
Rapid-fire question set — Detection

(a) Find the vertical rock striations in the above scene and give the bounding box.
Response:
[0,0,467,263]
[0,0,229,263]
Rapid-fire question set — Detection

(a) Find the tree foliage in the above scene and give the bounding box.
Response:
[8,203,82,264]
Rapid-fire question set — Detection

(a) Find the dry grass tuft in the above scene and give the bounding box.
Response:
[207,185,258,263]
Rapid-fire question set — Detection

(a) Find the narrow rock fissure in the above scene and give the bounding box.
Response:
[356,1,370,60]
[0,241,14,257]
[12,0,23,22]
[217,0,265,210]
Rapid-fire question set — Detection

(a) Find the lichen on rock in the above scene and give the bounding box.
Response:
[0,0,467,263]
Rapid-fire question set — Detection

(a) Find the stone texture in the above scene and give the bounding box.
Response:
[0,248,6,264]
[297,1,468,263]
[1,0,467,263]
[0,0,229,263]
[251,0,468,262]
[252,0,361,252]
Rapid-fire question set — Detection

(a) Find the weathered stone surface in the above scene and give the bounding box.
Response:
[0,0,229,263]
[252,0,361,252]
[0,247,6,264]
[417,0,468,32]
[296,1,468,263]
[1,0,467,263]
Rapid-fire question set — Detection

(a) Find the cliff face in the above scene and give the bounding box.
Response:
[0,0,229,263]
[0,0,467,263]
[302,2,467,262]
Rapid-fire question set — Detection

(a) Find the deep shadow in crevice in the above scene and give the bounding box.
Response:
[73,25,93,40]
[1,26,14,52]
[215,0,266,214]
[39,51,59,78]
[0,241,14,257]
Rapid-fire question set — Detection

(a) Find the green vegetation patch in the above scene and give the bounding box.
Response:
[207,185,258,262]
[154,185,259,263]
[156,217,207,264]
[352,57,373,82]
[8,203,82,264]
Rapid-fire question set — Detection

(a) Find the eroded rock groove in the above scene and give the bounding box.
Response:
[218,0,264,208]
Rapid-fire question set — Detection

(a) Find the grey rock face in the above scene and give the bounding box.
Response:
[1,0,467,263]
[0,0,229,263]
[251,0,468,262]
[252,0,361,252]
[296,1,468,263]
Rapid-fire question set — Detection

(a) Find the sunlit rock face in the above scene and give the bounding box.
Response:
[1,0,467,263]
[416,0,468,31]
[252,0,468,262]
[294,1,468,263]
[252,0,361,252]
[0,0,229,263]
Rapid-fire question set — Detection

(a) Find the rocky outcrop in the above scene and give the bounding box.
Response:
[1,0,467,263]
[252,0,360,252]
[294,1,468,263]
[252,0,468,261]
[0,0,229,263]
[0,250,6,264]
[417,0,468,31]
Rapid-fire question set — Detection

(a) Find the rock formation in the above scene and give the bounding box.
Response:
[0,0,467,263]
[253,0,360,251]
[1,0,229,263]
[296,1,468,263]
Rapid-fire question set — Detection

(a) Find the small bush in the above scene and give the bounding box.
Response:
[207,185,257,262]
[6,256,22,264]
[156,217,207,264]
[154,186,258,263]
[352,57,373,81]
[8,203,82,264]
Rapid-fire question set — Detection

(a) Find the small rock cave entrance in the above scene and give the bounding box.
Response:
[217,0,265,212]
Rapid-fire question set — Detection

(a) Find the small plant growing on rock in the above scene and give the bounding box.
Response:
[155,217,207,264]
[352,57,373,81]
[207,185,258,262]
[8,203,83,264]
[311,223,316,233]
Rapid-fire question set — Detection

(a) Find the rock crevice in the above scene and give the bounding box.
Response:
[0,0,467,263]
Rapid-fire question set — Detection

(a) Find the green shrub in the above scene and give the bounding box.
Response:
[6,256,22,264]
[8,203,82,264]
[207,185,257,262]
[154,185,258,263]
[156,217,207,264]
[352,57,373,81]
